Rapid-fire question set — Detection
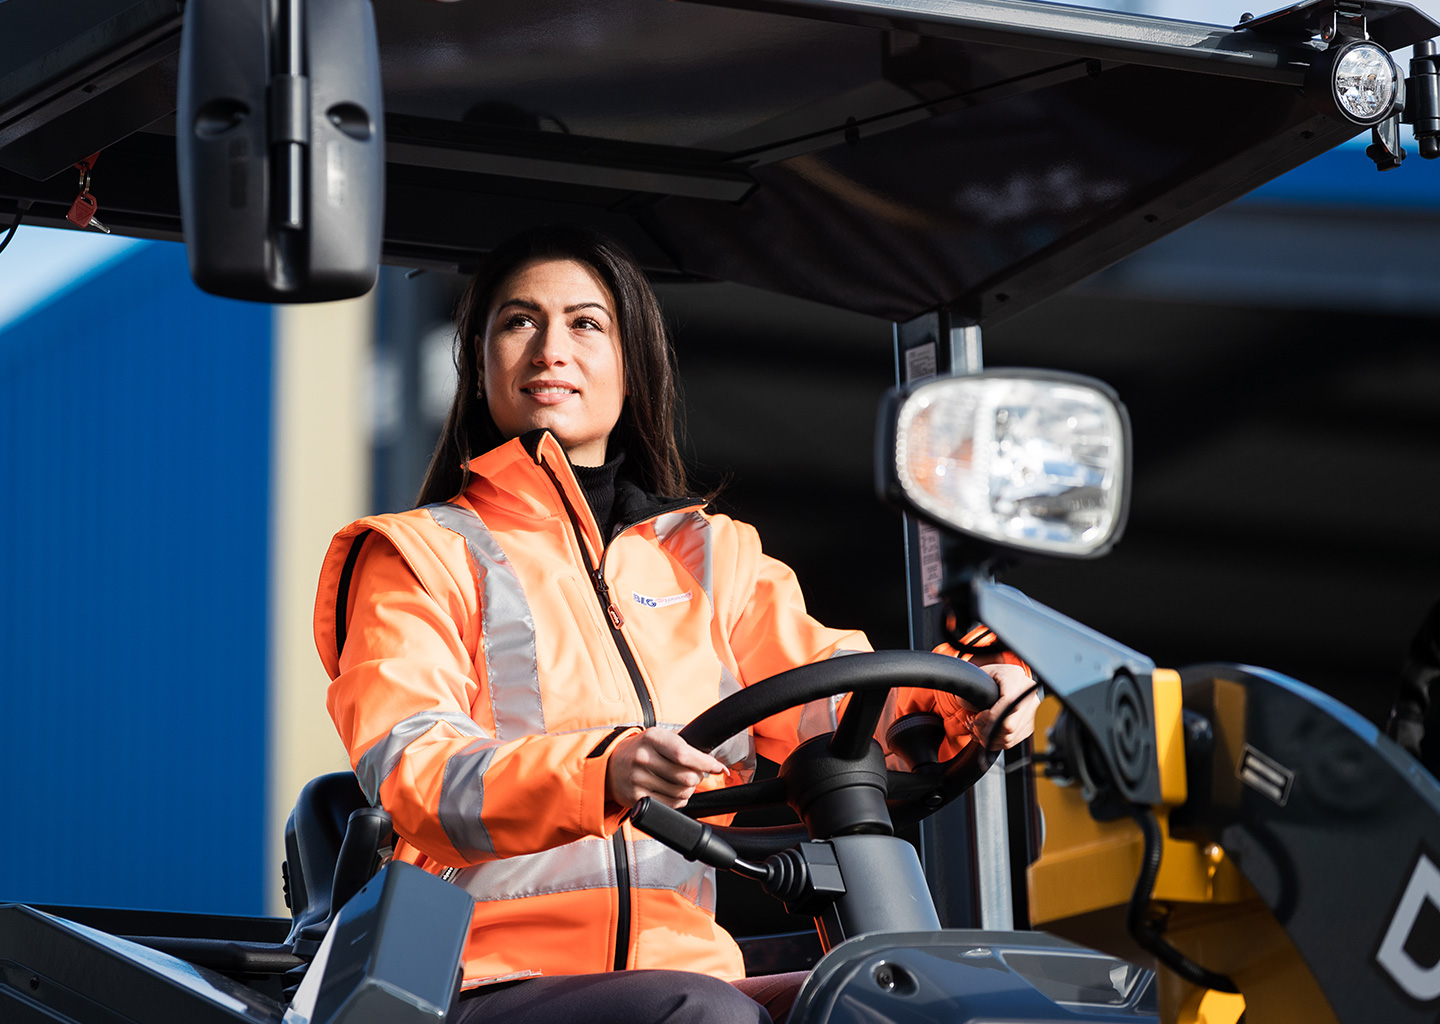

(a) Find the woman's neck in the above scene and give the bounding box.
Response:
[571,450,626,540]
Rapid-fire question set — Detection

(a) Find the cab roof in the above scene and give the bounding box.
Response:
[1,0,1436,322]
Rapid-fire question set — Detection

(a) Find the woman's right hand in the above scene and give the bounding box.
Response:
[607,727,727,809]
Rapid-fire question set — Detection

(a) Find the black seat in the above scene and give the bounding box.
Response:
[284,772,395,955]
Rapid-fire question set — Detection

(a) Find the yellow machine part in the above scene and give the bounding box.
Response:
[1027,671,1251,920]
[1026,670,1340,1024]
[1195,991,1246,1024]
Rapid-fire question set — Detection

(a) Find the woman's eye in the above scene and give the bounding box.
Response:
[503,314,535,329]
[573,316,603,331]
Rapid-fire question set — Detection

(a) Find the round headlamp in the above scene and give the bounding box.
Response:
[1320,39,1402,125]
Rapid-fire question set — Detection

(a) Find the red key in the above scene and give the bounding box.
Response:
[65,191,109,233]
[66,191,98,228]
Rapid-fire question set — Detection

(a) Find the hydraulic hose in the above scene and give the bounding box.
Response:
[0,199,32,256]
[1127,806,1239,994]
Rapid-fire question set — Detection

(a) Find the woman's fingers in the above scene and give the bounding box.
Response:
[606,728,727,808]
[969,664,1041,750]
[644,727,728,777]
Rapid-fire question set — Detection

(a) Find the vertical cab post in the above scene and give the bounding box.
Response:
[893,310,1025,931]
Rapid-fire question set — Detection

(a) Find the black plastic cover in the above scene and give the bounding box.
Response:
[177,0,383,302]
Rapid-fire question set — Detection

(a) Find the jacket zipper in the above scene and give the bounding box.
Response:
[596,505,696,972]
[537,459,696,726]
[537,457,694,971]
[611,831,632,971]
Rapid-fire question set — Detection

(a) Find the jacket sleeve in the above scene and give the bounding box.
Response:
[714,517,870,764]
[894,628,1033,761]
[712,516,1023,765]
[318,527,632,868]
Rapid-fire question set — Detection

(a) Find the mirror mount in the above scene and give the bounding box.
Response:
[970,577,1164,809]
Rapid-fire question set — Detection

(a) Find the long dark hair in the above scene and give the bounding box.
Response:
[416,225,691,506]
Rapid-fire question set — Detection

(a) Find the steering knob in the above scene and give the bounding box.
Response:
[885,712,945,773]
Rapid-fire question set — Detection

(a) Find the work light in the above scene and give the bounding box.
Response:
[1318,39,1403,125]
[879,372,1130,558]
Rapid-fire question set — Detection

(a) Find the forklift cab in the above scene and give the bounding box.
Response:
[2,0,1440,1022]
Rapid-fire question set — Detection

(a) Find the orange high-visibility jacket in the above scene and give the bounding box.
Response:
[314,430,979,987]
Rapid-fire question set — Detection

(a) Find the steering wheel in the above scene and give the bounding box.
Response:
[673,650,1001,858]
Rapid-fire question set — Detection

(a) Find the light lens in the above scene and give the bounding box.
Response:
[1333,43,1397,123]
[894,375,1126,556]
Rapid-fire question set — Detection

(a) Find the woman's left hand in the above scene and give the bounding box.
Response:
[967,663,1041,750]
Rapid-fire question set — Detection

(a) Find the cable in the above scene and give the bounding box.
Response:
[0,199,33,256]
[1003,751,1052,775]
[1127,806,1239,994]
[976,680,1043,749]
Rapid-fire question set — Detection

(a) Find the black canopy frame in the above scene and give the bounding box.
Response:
[0,0,1435,322]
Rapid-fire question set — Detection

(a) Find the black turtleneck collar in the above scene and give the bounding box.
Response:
[572,450,626,540]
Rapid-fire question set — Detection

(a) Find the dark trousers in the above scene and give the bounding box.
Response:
[449,970,808,1024]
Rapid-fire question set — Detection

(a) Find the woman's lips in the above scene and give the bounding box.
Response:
[522,381,579,404]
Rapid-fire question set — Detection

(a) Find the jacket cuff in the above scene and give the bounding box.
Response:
[582,726,643,838]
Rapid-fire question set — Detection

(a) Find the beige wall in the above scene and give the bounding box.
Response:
[266,294,375,916]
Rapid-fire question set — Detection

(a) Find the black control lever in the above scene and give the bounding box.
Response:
[631,798,847,915]
[630,798,765,878]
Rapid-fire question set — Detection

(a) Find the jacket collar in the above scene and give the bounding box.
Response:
[462,430,704,540]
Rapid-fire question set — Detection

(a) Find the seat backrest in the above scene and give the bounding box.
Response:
[284,772,384,950]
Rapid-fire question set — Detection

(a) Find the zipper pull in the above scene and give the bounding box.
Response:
[593,569,626,628]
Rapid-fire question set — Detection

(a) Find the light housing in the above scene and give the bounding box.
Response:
[878,371,1131,559]
[1310,38,1404,126]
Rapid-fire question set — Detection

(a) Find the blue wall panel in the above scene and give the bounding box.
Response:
[0,241,272,915]
[1247,142,1440,209]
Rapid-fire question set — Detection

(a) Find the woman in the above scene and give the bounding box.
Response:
[313,225,1039,1024]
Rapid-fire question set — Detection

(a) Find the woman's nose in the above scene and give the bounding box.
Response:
[532,322,571,365]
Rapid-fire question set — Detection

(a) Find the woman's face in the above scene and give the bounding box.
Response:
[481,258,625,467]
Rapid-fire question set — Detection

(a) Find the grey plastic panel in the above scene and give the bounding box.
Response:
[308,862,472,1024]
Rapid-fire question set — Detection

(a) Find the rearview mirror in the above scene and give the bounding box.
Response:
[177,0,384,302]
[877,371,1131,559]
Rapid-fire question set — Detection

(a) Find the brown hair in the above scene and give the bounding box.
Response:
[416,225,691,506]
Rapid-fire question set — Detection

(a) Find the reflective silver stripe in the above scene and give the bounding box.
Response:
[798,693,843,741]
[356,711,488,805]
[457,836,612,901]
[439,737,505,860]
[710,664,755,777]
[798,647,865,738]
[631,836,716,912]
[718,662,742,701]
[711,731,756,781]
[427,503,545,741]
[456,836,714,911]
[654,511,713,608]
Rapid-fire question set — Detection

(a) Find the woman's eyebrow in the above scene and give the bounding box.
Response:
[494,299,611,316]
